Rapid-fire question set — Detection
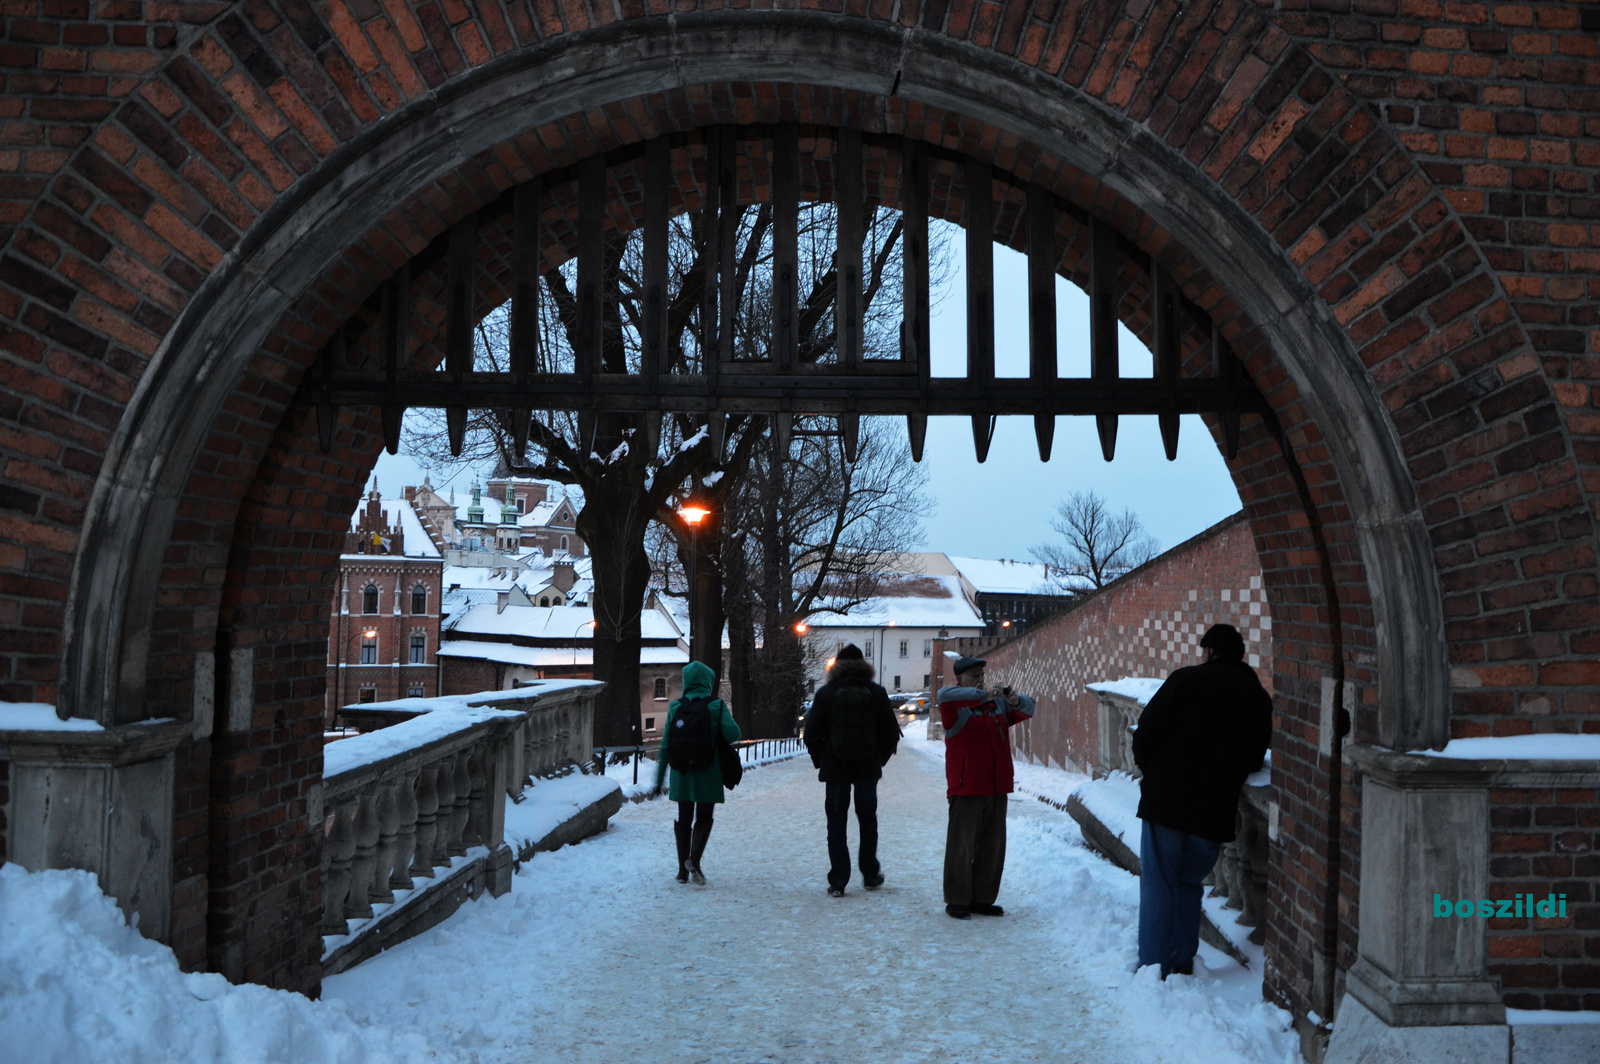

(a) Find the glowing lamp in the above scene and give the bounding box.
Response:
[794,622,808,635]
[678,505,711,526]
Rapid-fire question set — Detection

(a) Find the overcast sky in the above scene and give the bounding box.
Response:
[370,233,1242,561]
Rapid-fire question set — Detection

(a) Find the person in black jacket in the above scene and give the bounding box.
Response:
[803,644,902,897]
[1132,623,1272,979]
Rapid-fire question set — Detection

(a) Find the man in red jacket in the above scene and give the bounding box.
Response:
[937,655,1036,920]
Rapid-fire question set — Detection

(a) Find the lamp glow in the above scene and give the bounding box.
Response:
[678,505,711,526]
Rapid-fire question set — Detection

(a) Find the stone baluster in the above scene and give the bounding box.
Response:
[412,762,442,877]
[1235,807,1262,927]
[537,709,551,775]
[370,780,400,905]
[447,754,472,855]
[431,757,457,866]
[344,786,381,920]
[391,768,418,891]
[320,797,358,935]
[466,747,488,849]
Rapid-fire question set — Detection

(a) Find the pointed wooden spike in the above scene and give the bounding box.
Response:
[907,412,927,462]
[317,402,335,454]
[511,408,530,462]
[1034,414,1054,462]
[642,412,661,458]
[774,413,792,457]
[447,406,466,457]
[1159,412,1180,461]
[972,414,994,463]
[841,413,860,464]
[381,404,404,455]
[1096,412,1118,462]
[708,411,726,455]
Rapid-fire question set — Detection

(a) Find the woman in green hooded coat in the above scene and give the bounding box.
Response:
[654,660,741,884]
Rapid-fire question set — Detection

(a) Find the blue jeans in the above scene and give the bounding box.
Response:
[1138,820,1221,976]
[825,779,879,889]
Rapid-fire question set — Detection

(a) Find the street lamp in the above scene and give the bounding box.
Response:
[678,502,711,663]
[573,619,595,669]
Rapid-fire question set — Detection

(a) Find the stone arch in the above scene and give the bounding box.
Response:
[1,0,1590,1020]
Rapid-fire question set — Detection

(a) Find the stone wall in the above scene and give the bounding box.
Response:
[974,511,1272,774]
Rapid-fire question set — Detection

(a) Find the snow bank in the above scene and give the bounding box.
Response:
[1410,734,1600,761]
[0,864,456,1064]
[505,774,622,852]
[1085,676,1166,705]
[1070,771,1145,851]
[0,701,102,732]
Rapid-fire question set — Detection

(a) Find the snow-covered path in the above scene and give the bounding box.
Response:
[325,740,1299,1064]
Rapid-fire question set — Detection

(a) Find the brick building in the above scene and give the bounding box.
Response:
[937,512,1272,773]
[1,4,1596,1056]
[326,489,443,716]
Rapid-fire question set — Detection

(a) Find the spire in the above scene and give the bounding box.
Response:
[467,481,483,523]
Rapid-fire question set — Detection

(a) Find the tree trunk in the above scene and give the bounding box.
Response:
[576,465,655,747]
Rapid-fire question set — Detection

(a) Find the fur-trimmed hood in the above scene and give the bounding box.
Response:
[826,657,876,686]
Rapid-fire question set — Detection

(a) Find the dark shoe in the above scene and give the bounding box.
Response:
[674,820,690,884]
[828,887,845,898]
[688,819,713,886]
[1170,960,1194,977]
[863,875,884,891]
[945,904,971,920]
[970,903,1004,917]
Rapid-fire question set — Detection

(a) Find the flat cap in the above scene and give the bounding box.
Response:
[952,655,987,675]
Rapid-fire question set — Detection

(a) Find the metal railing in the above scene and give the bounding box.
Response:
[592,736,806,787]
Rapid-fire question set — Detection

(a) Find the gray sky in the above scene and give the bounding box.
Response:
[371,231,1242,561]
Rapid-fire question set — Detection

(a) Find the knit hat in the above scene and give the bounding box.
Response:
[836,643,864,661]
[1200,623,1246,662]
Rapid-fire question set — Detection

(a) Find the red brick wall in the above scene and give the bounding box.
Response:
[325,555,441,718]
[980,511,1273,773]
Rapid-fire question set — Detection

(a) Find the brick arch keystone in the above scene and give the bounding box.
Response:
[53,13,1450,752]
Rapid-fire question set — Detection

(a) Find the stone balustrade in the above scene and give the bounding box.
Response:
[320,680,602,974]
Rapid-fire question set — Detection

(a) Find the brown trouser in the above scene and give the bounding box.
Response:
[944,794,1008,906]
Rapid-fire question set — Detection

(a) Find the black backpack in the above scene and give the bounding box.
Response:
[667,696,717,773]
[829,684,879,763]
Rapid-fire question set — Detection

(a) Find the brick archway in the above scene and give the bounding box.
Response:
[2,0,1593,1033]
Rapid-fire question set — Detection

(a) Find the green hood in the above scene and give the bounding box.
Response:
[681,660,717,699]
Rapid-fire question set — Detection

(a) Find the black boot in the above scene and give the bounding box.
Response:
[673,820,691,884]
[687,818,713,885]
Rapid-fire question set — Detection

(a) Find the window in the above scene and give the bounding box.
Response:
[358,688,376,703]
[411,585,427,614]
[560,511,569,522]
[516,495,527,514]
[922,639,932,658]
[362,584,378,614]
[409,634,425,664]
[360,634,377,664]
[645,716,656,730]
[560,535,568,550]
[539,595,549,606]
[654,677,667,699]
[898,639,909,658]
[408,684,425,698]
[865,641,873,659]
[922,674,930,688]
[892,675,901,691]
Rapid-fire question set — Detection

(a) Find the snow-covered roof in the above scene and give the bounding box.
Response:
[947,555,1082,595]
[437,641,689,667]
[445,601,684,642]
[806,574,985,630]
[348,499,441,559]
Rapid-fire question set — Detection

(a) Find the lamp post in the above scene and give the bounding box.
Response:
[573,619,596,670]
[677,503,710,664]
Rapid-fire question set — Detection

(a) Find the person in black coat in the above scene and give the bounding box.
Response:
[803,645,902,897]
[1131,623,1272,978]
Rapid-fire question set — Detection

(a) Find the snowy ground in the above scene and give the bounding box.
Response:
[323,736,1298,1064]
[2,738,1299,1063]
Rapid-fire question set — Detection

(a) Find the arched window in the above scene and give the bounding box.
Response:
[411,585,426,614]
[560,535,568,550]
[362,585,378,614]
[516,495,527,514]
[539,596,549,607]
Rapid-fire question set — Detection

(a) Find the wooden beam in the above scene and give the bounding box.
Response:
[379,265,407,457]
[510,179,540,384]
[700,130,721,380]
[772,123,799,372]
[966,157,994,462]
[901,138,930,462]
[642,140,668,391]
[836,127,863,372]
[578,154,605,385]
[1090,216,1119,461]
[1152,265,1181,461]
[716,125,736,379]
[1218,330,1241,460]
[1028,183,1058,462]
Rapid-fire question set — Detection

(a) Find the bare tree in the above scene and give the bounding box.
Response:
[1030,490,1160,589]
